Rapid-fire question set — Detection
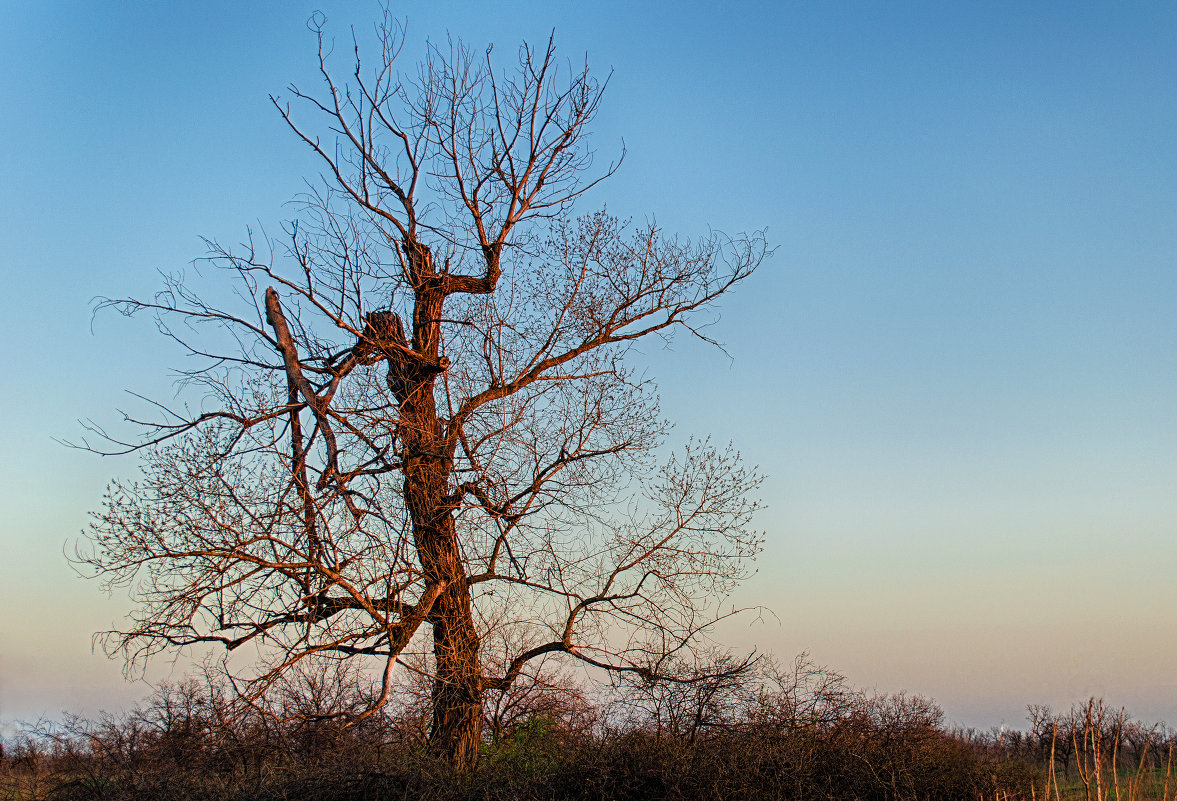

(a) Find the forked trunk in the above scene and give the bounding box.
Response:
[398,260,486,767]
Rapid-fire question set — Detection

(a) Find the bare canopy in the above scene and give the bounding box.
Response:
[80,12,768,766]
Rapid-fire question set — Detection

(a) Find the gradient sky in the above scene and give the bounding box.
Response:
[2,1,1176,734]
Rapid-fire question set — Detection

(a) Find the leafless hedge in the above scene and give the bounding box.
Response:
[8,655,1144,800]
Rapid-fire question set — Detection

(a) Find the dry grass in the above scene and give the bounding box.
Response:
[1,665,1172,801]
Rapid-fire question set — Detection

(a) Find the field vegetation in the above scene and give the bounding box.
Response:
[3,656,1172,801]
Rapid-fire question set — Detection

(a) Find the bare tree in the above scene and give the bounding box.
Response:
[611,650,760,744]
[78,11,768,767]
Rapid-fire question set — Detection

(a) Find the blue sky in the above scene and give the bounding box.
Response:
[2,1,1176,731]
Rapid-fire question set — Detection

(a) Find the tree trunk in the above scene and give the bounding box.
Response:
[399,277,484,768]
[428,563,483,766]
[404,454,484,767]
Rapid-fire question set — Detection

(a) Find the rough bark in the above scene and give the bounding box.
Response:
[393,244,489,757]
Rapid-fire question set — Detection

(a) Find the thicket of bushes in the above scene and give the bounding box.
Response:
[2,656,1171,801]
